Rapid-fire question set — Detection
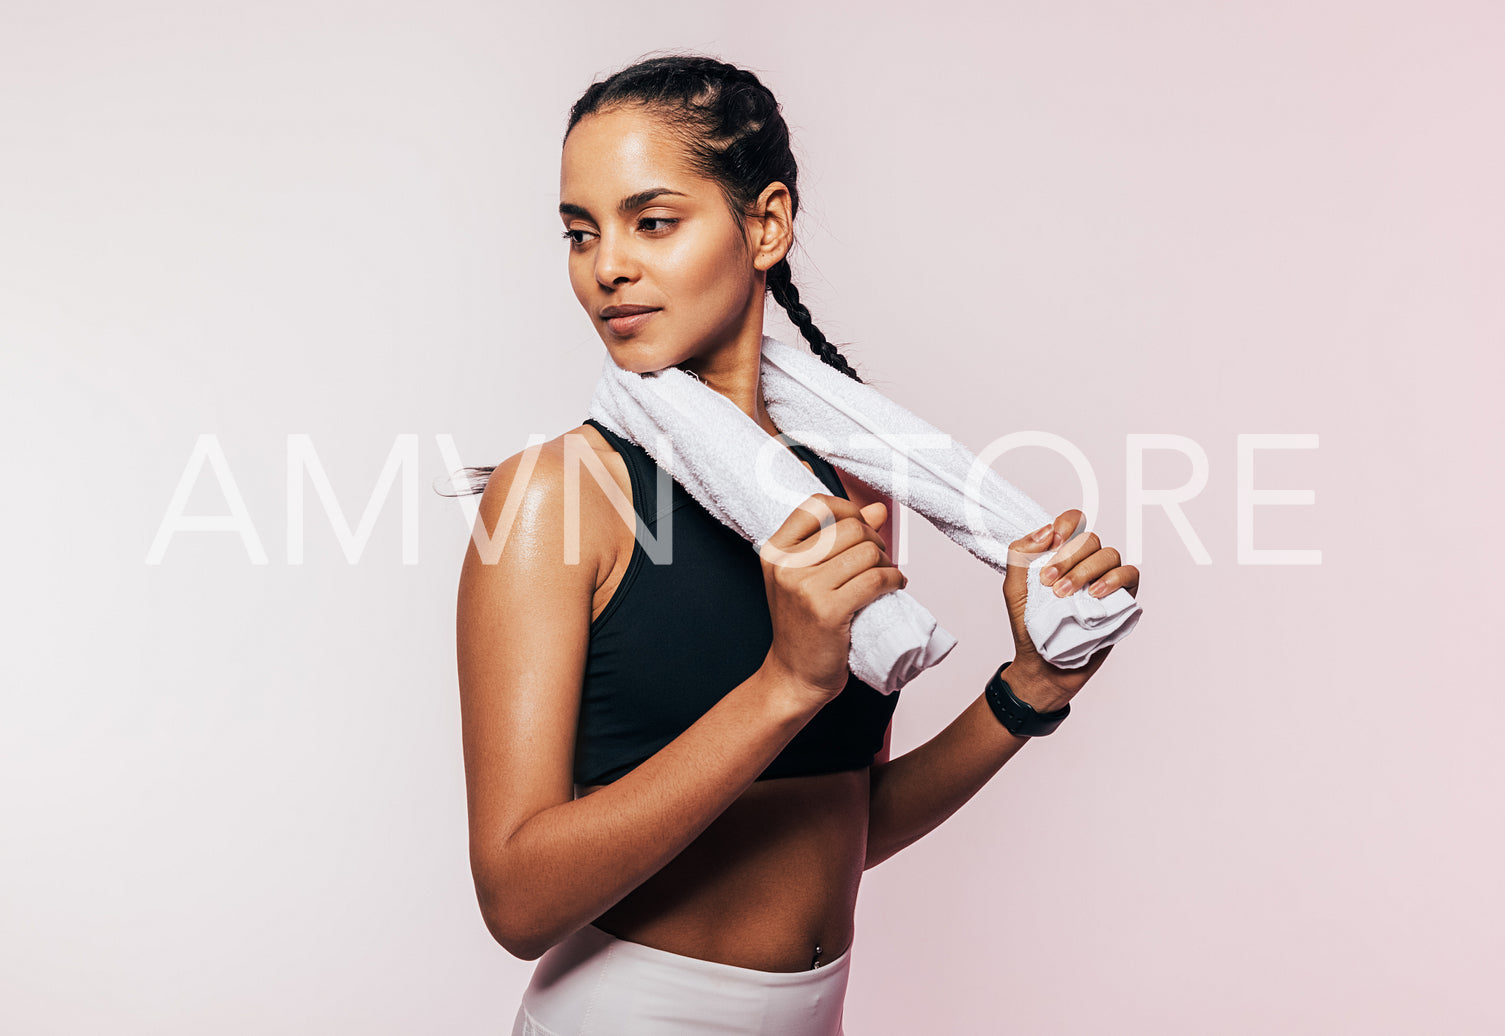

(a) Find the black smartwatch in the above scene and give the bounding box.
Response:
[984,661,1070,737]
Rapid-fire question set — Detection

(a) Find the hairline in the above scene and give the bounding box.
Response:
[563,100,764,255]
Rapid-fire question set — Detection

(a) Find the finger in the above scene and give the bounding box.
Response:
[815,537,902,594]
[764,493,865,548]
[799,513,889,563]
[1002,522,1057,634]
[1087,564,1140,599]
[817,520,895,581]
[1047,509,1085,551]
[827,562,908,617]
[1039,529,1101,587]
[1084,566,1125,599]
[766,512,888,571]
[1004,523,1058,579]
[1050,546,1121,598]
[1006,522,1058,565]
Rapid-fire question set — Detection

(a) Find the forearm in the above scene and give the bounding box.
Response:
[482,658,821,959]
[865,663,1064,870]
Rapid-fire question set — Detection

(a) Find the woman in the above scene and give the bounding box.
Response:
[455,54,1139,1036]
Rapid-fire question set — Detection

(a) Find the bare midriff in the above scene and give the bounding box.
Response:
[576,770,868,973]
[571,422,874,974]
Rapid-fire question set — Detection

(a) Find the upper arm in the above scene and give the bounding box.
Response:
[455,437,605,909]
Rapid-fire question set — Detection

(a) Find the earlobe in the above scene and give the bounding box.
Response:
[752,244,788,272]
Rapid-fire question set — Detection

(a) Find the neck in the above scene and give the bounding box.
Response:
[672,292,780,438]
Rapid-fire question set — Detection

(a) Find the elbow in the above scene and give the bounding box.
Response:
[473,862,562,962]
[478,888,554,962]
[483,912,550,962]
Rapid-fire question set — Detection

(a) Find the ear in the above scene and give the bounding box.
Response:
[748,182,794,272]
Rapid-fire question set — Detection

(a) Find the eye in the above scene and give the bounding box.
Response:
[638,216,679,233]
[562,227,595,247]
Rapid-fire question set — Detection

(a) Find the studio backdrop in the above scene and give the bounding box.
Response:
[3,1,1502,1033]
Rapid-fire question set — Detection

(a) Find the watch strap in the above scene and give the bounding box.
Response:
[985,661,1070,737]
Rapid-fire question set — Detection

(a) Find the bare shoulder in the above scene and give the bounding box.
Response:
[456,426,599,674]
[463,423,624,572]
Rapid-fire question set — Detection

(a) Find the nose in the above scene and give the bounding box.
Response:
[593,229,639,289]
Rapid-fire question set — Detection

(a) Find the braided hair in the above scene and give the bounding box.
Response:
[444,54,859,497]
[565,53,864,384]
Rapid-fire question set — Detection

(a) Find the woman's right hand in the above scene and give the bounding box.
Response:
[758,493,906,708]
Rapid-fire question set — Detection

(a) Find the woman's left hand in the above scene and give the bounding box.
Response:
[999,508,1140,713]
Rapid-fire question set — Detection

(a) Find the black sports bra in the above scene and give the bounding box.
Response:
[573,417,900,787]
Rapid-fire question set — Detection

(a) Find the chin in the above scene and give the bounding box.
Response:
[602,349,674,377]
[601,338,695,377]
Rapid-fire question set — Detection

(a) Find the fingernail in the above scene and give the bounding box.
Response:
[1088,580,1106,597]
[1040,565,1058,584]
[1054,578,1073,597]
[1032,525,1053,542]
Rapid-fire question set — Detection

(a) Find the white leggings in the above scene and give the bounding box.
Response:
[511,921,853,1035]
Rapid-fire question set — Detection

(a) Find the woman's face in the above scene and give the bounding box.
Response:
[559,106,764,374]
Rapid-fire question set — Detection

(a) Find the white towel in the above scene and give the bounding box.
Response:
[586,334,1143,695]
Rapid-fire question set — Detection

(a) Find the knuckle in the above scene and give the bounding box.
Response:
[799,495,836,520]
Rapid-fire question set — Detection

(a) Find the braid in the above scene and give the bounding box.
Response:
[767,259,863,383]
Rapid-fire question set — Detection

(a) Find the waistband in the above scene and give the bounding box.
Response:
[580,921,853,985]
[519,921,853,1035]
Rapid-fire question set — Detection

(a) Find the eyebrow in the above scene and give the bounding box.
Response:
[559,187,687,220]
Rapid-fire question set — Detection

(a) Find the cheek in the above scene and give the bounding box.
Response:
[566,252,593,304]
[660,234,747,299]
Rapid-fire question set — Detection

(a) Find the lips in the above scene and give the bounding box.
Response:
[600,304,658,319]
[600,304,661,337]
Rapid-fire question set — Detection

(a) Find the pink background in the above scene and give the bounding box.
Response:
[4,1,1502,1032]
